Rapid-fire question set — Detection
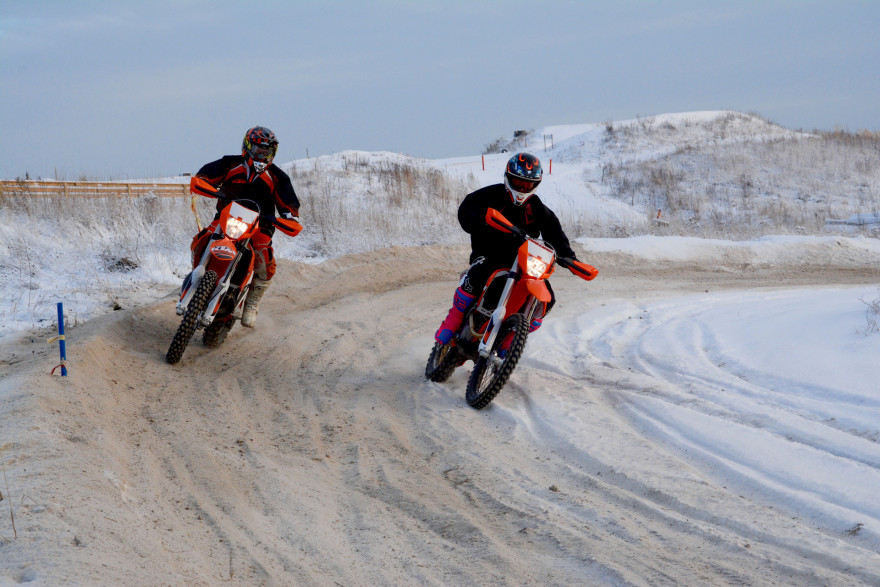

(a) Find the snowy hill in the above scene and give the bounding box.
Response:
[1,111,880,584]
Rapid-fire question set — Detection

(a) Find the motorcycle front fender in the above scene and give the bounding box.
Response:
[524,279,552,303]
[204,236,239,273]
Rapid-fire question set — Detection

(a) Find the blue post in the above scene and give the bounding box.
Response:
[56,302,67,376]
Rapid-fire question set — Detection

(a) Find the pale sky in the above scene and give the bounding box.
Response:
[1,0,878,180]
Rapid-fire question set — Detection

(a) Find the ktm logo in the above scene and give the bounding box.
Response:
[211,245,235,259]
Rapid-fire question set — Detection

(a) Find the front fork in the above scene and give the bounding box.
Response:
[477,262,518,359]
[175,232,216,315]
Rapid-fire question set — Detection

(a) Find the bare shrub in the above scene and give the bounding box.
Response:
[483,137,507,154]
[860,295,880,334]
[603,120,616,143]
[482,129,536,155]
[287,155,478,257]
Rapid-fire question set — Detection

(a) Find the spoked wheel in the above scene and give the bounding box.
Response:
[465,314,529,409]
[425,341,461,382]
[203,315,233,348]
[166,270,218,364]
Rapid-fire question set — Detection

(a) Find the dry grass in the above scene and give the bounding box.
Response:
[287,154,478,257]
[597,114,880,238]
[860,295,880,334]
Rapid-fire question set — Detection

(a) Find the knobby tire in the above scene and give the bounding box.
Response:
[465,314,529,409]
[203,317,232,348]
[166,270,218,364]
[425,341,460,382]
[203,288,238,348]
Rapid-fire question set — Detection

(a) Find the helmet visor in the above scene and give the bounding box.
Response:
[250,144,275,163]
[507,175,540,195]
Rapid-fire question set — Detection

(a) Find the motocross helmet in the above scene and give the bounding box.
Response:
[242,126,278,173]
[504,152,542,205]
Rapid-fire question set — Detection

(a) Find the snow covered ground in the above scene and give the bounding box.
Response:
[1,112,879,583]
[534,281,880,542]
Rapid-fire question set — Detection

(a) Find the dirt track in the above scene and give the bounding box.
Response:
[2,243,879,585]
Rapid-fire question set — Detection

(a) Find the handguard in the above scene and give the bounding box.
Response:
[485,208,526,240]
[190,176,221,198]
[558,257,598,281]
[485,208,515,233]
[273,216,303,237]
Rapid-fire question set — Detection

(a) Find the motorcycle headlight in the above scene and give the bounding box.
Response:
[225,217,248,239]
[526,257,549,278]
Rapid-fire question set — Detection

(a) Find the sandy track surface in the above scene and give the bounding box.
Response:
[2,243,879,585]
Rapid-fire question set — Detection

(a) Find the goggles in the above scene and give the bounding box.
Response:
[507,174,540,194]
[250,144,275,163]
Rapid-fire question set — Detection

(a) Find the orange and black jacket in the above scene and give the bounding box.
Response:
[193,155,300,237]
[458,183,577,264]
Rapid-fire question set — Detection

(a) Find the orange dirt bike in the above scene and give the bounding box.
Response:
[165,177,302,364]
[425,208,598,409]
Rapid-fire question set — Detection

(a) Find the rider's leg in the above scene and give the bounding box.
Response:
[242,232,275,328]
[435,287,476,344]
[433,257,492,344]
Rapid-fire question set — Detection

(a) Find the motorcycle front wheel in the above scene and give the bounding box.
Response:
[166,270,218,364]
[465,314,529,409]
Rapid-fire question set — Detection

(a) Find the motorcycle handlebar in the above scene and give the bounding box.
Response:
[190,177,301,236]
[507,225,528,241]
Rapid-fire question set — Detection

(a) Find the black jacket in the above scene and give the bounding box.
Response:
[457,184,577,264]
[195,155,300,236]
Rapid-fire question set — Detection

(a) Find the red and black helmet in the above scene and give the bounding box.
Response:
[504,152,543,205]
[242,126,278,173]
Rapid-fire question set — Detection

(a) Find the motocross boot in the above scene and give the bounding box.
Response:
[434,287,476,344]
[241,278,269,328]
[529,301,548,333]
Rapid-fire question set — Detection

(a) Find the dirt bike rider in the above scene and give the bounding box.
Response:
[434,152,579,345]
[189,126,301,328]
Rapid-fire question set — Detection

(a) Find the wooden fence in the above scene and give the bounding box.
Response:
[0,180,190,198]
